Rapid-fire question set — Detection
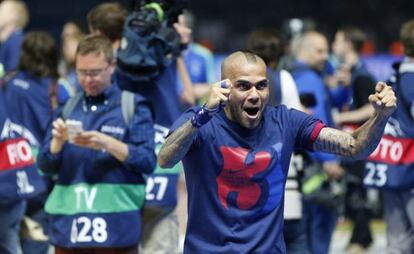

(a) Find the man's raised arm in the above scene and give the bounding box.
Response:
[158,80,231,168]
[158,120,197,168]
[313,82,396,159]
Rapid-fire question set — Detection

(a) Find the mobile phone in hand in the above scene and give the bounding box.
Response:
[66,120,83,143]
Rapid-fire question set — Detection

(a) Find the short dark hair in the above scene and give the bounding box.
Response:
[87,2,128,43]
[400,20,414,57]
[340,26,367,52]
[76,34,114,63]
[246,28,281,66]
[18,31,58,79]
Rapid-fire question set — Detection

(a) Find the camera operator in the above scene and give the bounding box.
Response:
[87,1,193,252]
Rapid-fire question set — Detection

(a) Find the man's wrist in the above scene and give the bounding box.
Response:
[191,104,221,128]
[373,110,390,120]
[50,138,64,154]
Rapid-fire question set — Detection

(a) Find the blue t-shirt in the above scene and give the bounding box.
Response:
[0,30,24,72]
[170,105,324,254]
[176,43,215,97]
[185,43,215,84]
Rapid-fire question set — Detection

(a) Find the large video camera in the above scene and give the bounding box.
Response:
[116,0,188,85]
[129,0,187,35]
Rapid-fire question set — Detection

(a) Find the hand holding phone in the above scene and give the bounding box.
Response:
[66,120,83,144]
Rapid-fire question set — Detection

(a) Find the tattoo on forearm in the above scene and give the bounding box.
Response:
[313,128,355,157]
[158,121,197,168]
[314,114,388,159]
[352,115,388,158]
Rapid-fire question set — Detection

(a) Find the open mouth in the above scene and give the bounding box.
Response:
[243,107,260,117]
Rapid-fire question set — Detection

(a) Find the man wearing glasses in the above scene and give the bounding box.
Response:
[37,34,156,254]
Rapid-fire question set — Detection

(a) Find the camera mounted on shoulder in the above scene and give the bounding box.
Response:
[116,0,188,85]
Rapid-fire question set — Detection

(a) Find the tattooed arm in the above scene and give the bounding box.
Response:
[313,82,396,159]
[158,121,198,168]
[158,79,231,168]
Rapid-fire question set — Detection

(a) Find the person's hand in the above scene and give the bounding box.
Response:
[323,162,344,180]
[368,82,397,117]
[73,131,112,151]
[50,118,68,154]
[173,14,192,45]
[333,111,348,127]
[51,118,68,142]
[205,79,232,110]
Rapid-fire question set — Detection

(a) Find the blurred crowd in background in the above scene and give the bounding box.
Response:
[1,0,414,254]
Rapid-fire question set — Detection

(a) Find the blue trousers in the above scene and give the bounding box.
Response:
[284,219,310,254]
[303,200,337,254]
[383,189,414,254]
[20,209,50,254]
[0,201,26,254]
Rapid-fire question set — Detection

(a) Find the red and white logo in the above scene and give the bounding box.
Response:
[369,135,414,165]
[0,138,34,171]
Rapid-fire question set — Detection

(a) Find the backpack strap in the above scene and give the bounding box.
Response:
[62,93,83,120]
[0,71,17,88]
[121,90,136,125]
[62,90,136,124]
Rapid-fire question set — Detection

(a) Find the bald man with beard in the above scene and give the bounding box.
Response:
[158,51,396,253]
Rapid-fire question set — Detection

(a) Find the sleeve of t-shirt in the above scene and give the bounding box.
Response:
[297,107,337,162]
[288,108,326,150]
[168,106,200,145]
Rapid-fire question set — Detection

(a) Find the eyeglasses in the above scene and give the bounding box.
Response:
[76,65,110,79]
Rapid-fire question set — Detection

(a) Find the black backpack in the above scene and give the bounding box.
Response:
[116,2,181,85]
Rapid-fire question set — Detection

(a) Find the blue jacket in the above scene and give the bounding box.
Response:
[0,85,31,234]
[2,71,70,206]
[37,84,156,247]
[365,60,414,189]
[115,64,182,209]
[290,61,337,162]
